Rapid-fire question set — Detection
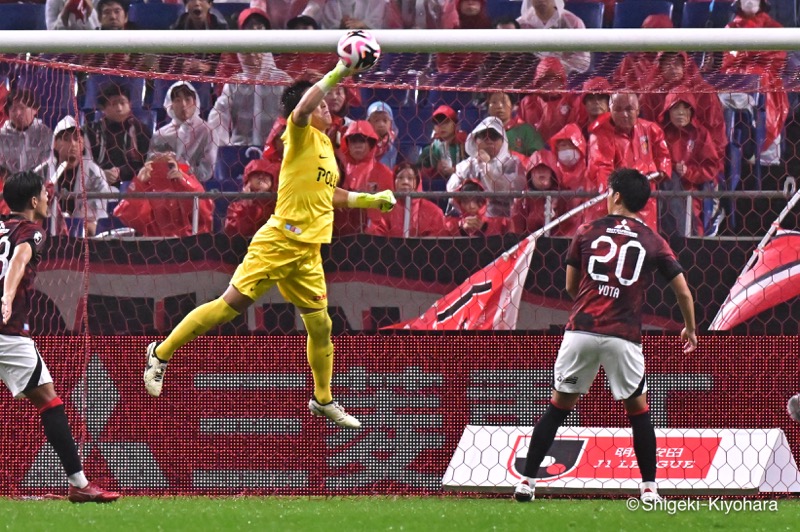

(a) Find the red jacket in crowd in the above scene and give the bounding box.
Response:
[612,14,674,90]
[366,165,447,238]
[511,150,565,236]
[519,58,579,144]
[638,51,728,160]
[224,158,279,238]
[341,120,394,193]
[262,116,286,164]
[550,123,589,236]
[587,112,672,229]
[722,11,789,150]
[660,93,722,236]
[114,162,213,237]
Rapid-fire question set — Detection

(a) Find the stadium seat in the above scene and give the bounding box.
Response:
[39,108,81,131]
[681,1,735,28]
[84,75,146,111]
[13,64,78,114]
[210,145,263,231]
[703,72,765,227]
[128,3,184,30]
[770,0,797,27]
[612,0,673,28]
[565,1,605,28]
[0,4,46,30]
[486,0,523,22]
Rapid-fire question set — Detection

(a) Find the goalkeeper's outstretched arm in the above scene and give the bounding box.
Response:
[333,188,396,213]
[293,63,352,127]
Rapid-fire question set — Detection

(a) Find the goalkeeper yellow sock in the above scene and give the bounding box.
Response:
[301,308,334,404]
[155,298,239,361]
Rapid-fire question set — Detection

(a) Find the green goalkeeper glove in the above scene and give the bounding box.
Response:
[347,190,396,213]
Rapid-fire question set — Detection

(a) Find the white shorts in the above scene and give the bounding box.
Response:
[553,331,647,401]
[0,335,52,399]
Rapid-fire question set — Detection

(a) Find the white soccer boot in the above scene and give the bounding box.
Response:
[788,394,800,422]
[308,397,361,429]
[143,341,168,397]
[640,481,662,503]
[513,479,535,502]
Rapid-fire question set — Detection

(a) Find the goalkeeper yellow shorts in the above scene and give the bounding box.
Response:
[230,225,327,309]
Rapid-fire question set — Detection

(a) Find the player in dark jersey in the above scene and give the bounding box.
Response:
[0,171,120,503]
[514,168,697,503]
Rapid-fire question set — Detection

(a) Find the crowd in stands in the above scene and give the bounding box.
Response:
[0,0,795,239]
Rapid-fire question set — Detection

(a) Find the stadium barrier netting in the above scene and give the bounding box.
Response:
[0,29,800,495]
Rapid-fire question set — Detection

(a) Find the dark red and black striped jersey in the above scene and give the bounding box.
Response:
[565,215,683,343]
[0,215,46,337]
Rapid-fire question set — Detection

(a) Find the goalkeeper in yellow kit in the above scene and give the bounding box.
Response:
[143,62,395,429]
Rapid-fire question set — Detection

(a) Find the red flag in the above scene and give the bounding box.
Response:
[384,237,535,330]
[709,230,800,331]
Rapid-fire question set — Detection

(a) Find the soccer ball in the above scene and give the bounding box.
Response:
[337,30,381,73]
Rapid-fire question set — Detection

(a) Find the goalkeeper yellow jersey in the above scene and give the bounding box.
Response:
[266,112,338,244]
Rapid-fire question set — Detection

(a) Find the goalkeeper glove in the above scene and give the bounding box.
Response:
[347,190,396,213]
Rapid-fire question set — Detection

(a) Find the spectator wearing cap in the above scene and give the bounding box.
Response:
[84,83,151,187]
[519,58,579,144]
[224,158,279,238]
[486,90,544,158]
[0,89,53,177]
[366,163,447,237]
[35,116,111,236]
[366,101,398,168]
[516,0,589,74]
[418,105,468,189]
[47,0,100,30]
[447,116,525,218]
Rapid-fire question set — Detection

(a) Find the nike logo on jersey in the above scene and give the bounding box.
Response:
[319,155,329,159]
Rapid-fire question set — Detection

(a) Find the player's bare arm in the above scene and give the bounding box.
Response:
[1,242,33,324]
[669,273,698,353]
[565,264,580,300]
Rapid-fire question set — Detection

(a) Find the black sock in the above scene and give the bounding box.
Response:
[40,404,83,476]
[629,409,657,483]
[522,404,572,478]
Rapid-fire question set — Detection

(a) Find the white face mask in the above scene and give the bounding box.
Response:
[741,0,760,15]
[557,148,581,166]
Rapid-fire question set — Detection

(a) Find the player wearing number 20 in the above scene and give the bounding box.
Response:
[514,168,697,504]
